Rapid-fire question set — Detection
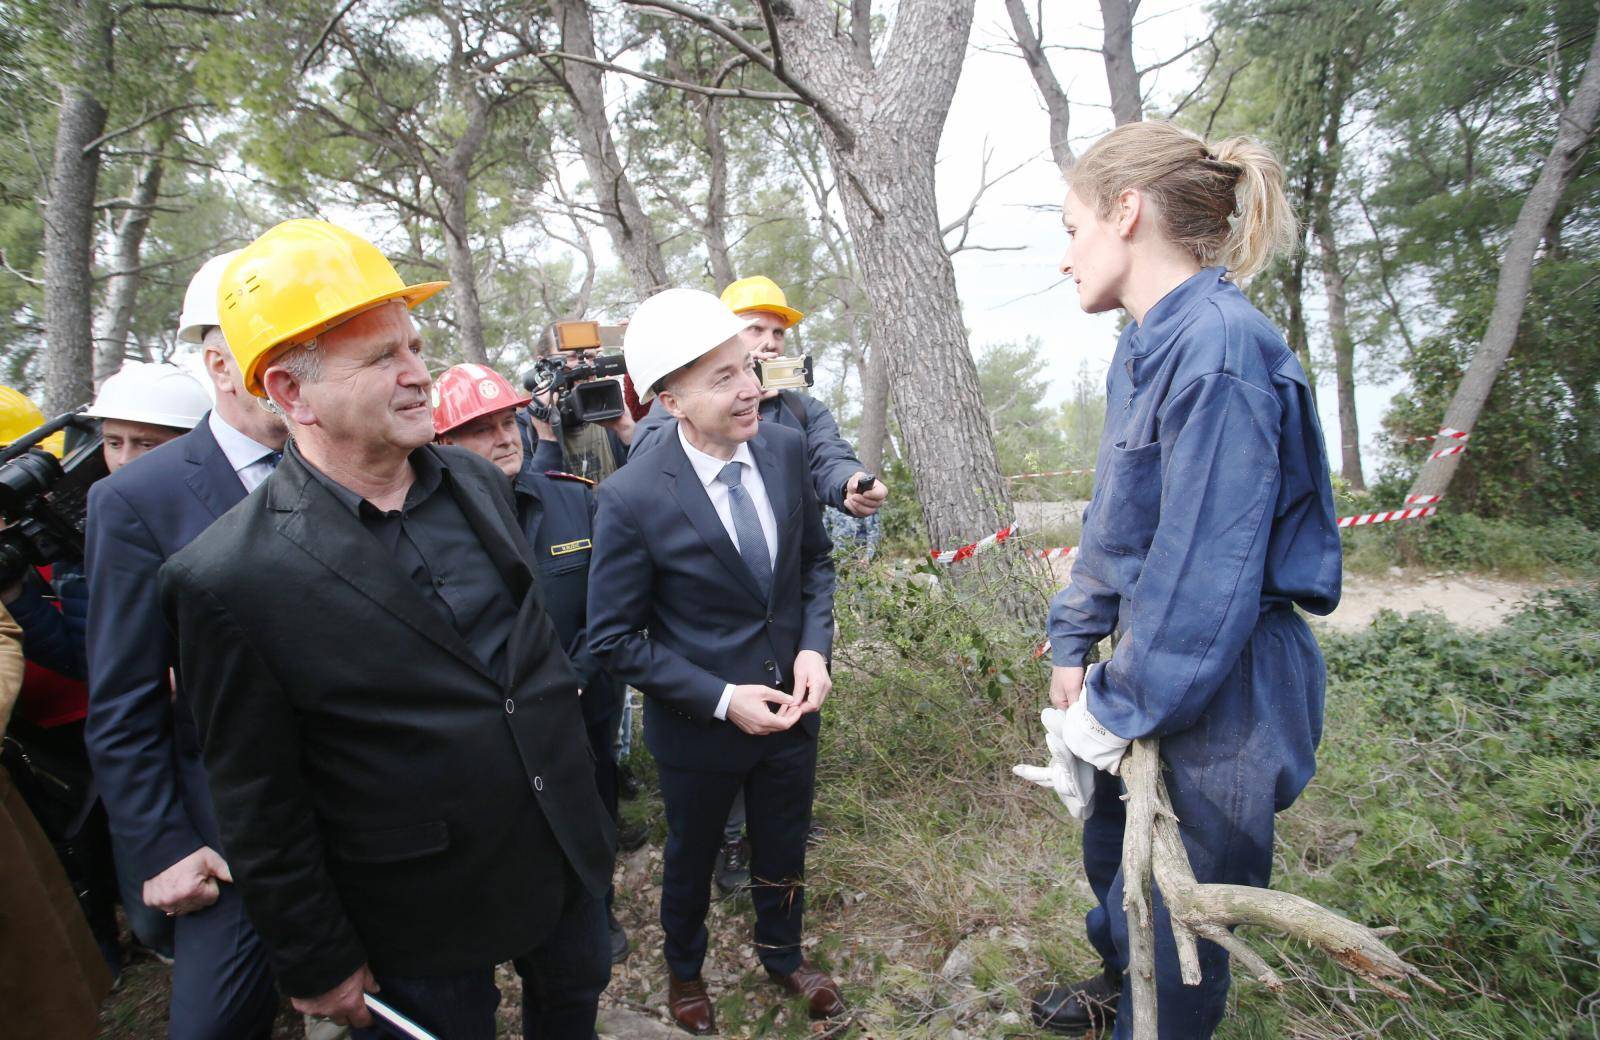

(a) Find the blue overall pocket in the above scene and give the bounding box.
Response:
[1097,439,1162,557]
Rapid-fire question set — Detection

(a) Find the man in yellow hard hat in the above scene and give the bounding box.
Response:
[158,219,615,1037]
[628,275,887,893]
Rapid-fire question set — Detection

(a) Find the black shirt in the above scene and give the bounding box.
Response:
[295,443,518,685]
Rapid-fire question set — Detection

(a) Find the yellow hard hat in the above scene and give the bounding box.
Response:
[0,386,64,457]
[720,276,803,328]
[219,219,449,397]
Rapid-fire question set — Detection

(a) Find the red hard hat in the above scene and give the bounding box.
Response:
[431,363,531,435]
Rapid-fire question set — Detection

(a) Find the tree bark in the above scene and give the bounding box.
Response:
[768,0,1023,611]
[94,143,166,387]
[553,0,670,299]
[855,338,890,473]
[1003,0,1074,174]
[1318,226,1362,488]
[439,52,493,364]
[1098,0,1142,125]
[700,97,736,289]
[43,0,113,414]
[1408,15,1600,504]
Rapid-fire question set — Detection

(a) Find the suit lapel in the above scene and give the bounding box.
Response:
[748,430,795,590]
[267,452,500,683]
[662,435,768,607]
[445,450,534,604]
[182,418,247,519]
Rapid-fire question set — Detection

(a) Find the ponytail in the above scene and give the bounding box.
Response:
[1070,121,1297,281]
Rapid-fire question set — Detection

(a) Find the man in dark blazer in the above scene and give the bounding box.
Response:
[85,251,287,1039]
[588,288,843,1035]
[157,220,615,1039]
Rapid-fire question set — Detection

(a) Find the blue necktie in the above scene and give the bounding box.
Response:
[717,461,771,597]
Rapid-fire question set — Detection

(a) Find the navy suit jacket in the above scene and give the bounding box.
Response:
[587,422,835,772]
[84,415,248,882]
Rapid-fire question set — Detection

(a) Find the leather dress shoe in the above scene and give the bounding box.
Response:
[767,960,846,1020]
[1031,968,1121,1034]
[608,912,630,964]
[667,974,716,1035]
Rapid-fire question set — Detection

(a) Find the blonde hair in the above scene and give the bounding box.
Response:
[1070,121,1296,280]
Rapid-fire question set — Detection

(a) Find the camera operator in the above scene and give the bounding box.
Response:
[0,370,205,978]
[83,251,286,1039]
[519,338,635,482]
[628,276,887,893]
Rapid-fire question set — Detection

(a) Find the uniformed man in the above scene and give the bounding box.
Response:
[432,362,630,964]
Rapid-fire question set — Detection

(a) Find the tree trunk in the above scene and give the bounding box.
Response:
[1098,0,1142,125]
[1278,247,1315,393]
[855,338,890,473]
[770,0,1022,609]
[552,0,669,299]
[1318,226,1363,489]
[1003,0,1074,173]
[1408,17,1600,503]
[43,0,112,414]
[438,46,493,365]
[95,144,166,387]
[700,97,736,289]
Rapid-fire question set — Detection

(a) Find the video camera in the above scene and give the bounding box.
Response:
[522,320,628,429]
[0,409,106,583]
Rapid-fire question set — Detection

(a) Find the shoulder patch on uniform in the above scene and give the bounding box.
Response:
[543,470,596,486]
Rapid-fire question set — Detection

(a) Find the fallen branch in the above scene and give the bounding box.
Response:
[1119,739,1442,1039]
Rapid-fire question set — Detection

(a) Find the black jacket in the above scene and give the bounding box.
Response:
[588,422,835,773]
[159,444,614,996]
[513,468,620,728]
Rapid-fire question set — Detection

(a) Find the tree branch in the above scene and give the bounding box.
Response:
[300,0,362,73]
[516,52,800,101]
[80,102,207,155]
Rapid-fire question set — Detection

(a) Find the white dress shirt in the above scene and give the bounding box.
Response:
[208,410,280,493]
[677,425,780,720]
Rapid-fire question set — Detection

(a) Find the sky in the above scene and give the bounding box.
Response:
[935,0,1403,468]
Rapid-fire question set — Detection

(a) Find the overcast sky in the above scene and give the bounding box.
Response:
[937,0,1402,469]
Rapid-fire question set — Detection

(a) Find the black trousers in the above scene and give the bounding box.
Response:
[350,871,609,1040]
[655,729,816,981]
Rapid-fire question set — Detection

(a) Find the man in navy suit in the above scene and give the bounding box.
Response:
[588,288,843,1035]
[84,252,288,1039]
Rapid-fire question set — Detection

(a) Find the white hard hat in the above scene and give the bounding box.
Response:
[177,249,243,344]
[623,288,754,402]
[85,362,211,430]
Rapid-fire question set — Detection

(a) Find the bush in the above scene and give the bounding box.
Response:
[1235,587,1600,1038]
[1340,510,1600,578]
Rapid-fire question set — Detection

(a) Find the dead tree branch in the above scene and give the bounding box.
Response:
[1118,739,1442,1038]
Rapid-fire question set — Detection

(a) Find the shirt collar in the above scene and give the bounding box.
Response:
[1127,266,1229,358]
[208,409,278,475]
[676,424,755,489]
[292,441,445,517]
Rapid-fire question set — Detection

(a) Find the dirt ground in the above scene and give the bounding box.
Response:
[1312,568,1552,633]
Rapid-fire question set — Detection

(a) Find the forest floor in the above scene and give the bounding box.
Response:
[96,562,1585,1039]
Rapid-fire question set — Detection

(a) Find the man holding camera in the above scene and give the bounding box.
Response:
[84,251,287,1038]
[588,288,842,1035]
[520,335,635,482]
[630,275,887,892]
[160,219,614,1039]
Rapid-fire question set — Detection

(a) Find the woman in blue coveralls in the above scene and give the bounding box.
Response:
[1019,121,1342,1038]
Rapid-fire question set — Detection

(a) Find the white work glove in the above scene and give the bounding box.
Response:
[1059,683,1133,774]
[1014,707,1100,819]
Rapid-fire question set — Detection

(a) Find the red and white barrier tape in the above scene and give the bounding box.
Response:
[1006,467,1095,481]
[1404,493,1442,505]
[1336,505,1437,528]
[929,521,1020,564]
[1031,546,1077,560]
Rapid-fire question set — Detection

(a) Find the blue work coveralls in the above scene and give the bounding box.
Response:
[1046,267,1342,1038]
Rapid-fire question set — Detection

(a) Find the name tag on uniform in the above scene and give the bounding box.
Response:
[549,538,592,557]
